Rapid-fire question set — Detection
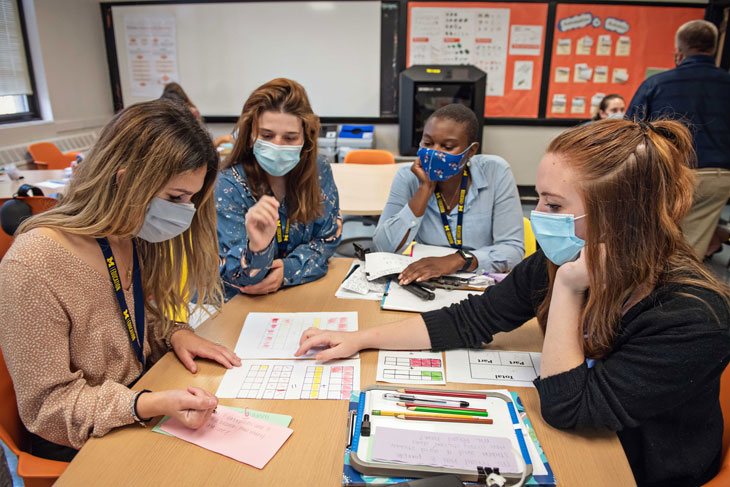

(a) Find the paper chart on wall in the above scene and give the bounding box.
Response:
[124,15,179,97]
[216,359,360,400]
[445,349,542,388]
[376,350,446,385]
[233,312,358,359]
[409,7,510,97]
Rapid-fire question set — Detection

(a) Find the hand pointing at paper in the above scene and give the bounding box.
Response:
[136,386,219,429]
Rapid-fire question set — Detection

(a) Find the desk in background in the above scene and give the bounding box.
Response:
[56,258,634,487]
[0,170,67,199]
[331,162,406,216]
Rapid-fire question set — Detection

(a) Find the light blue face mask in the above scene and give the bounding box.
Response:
[530,210,586,265]
[417,142,476,181]
[253,138,303,177]
[137,197,196,243]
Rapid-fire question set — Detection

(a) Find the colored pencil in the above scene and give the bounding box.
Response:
[396,414,493,424]
[371,410,474,419]
[397,389,487,399]
[407,406,488,417]
[397,402,487,413]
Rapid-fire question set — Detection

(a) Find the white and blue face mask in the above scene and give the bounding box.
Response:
[253,138,303,177]
[530,211,586,265]
[417,142,476,181]
[137,197,196,243]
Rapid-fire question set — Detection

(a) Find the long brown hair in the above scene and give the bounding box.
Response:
[19,99,223,335]
[536,118,730,358]
[222,78,322,223]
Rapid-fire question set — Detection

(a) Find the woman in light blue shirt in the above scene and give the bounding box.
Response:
[373,104,524,283]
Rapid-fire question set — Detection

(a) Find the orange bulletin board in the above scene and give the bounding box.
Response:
[546,4,704,119]
[407,2,549,119]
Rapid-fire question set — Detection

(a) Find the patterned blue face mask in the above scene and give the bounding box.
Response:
[530,211,586,265]
[253,138,303,177]
[417,142,476,181]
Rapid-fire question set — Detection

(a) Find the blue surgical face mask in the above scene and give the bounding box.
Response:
[606,112,624,120]
[417,142,476,181]
[530,210,586,265]
[253,138,303,177]
[137,197,196,243]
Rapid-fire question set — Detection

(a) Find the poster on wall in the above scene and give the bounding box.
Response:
[546,4,703,119]
[407,2,548,119]
[124,15,179,97]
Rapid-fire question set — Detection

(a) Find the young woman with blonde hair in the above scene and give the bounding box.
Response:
[0,99,240,461]
[297,119,730,486]
[216,78,342,298]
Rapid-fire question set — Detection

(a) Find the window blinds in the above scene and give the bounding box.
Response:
[0,0,31,96]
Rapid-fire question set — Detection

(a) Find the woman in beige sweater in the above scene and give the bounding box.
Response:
[0,99,240,461]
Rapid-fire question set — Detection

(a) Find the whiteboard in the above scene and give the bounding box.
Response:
[110,2,382,118]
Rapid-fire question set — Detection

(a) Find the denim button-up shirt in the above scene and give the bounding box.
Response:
[216,157,342,300]
[626,55,730,169]
[373,154,524,273]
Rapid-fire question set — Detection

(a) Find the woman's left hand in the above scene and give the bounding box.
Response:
[241,259,284,295]
[170,330,242,374]
[398,255,462,285]
[554,246,600,294]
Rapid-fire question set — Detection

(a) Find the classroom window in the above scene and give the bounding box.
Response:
[0,0,39,123]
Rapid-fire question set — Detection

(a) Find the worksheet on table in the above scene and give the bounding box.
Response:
[233,312,358,359]
[445,349,542,388]
[216,359,360,400]
[376,350,446,385]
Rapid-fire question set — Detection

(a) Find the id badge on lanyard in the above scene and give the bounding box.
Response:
[434,166,468,249]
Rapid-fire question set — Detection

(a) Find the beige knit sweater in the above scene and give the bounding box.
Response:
[0,233,191,449]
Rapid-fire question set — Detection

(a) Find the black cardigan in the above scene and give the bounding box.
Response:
[422,251,730,487]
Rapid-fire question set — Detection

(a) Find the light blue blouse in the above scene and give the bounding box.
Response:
[215,157,342,300]
[372,155,524,273]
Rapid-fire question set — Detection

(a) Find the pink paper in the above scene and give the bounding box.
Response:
[159,406,293,469]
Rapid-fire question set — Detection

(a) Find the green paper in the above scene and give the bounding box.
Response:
[152,406,293,436]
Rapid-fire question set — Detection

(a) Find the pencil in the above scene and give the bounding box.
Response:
[407,406,488,417]
[397,389,487,399]
[397,402,487,413]
[371,410,474,419]
[396,414,493,424]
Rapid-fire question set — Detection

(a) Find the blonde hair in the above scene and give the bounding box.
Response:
[537,118,730,358]
[19,99,223,335]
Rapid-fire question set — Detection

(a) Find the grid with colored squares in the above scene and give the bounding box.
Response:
[259,317,294,350]
[238,364,293,399]
[301,365,355,400]
[381,369,444,381]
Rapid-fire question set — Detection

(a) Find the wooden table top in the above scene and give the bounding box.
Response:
[330,162,406,216]
[56,258,634,487]
[0,169,67,199]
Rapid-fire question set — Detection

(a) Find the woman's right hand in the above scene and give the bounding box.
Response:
[295,329,366,361]
[411,159,436,190]
[136,387,218,429]
[245,195,280,252]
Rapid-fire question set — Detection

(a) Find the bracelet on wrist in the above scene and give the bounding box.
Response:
[132,389,153,425]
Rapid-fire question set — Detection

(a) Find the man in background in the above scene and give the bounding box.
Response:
[627,19,730,259]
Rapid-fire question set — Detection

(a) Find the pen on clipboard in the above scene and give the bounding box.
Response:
[383,393,468,408]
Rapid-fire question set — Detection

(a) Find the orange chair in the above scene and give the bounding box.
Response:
[0,196,58,260]
[343,149,395,165]
[703,363,730,486]
[27,142,81,170]
[0,348,68,486]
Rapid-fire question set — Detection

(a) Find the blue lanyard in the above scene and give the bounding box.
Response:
[96,237,146,368]
[434,166,469,249]
[276,217,290,256]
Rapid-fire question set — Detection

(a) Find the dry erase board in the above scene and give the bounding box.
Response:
[406,2,549,119]
[546,4,704,119]
[104,1,383,118]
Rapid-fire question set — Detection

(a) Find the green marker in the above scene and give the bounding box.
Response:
[407,406,488,417]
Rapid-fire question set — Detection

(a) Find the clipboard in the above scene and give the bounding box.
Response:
[349,385,534,483]
[380,280,479,313]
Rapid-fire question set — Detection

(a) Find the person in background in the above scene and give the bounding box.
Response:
[216,78,342,299]
[297,119,730,487]
[0,100,241,461]
[160,82,202,120]
[373,104,524,282]
[626,19,730,259]
[592,94,625,120]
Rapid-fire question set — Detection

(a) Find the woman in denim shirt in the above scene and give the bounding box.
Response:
[216,78,342,300]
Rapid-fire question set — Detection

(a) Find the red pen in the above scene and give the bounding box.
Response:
[398,402,487,412]
[397,389,488,399]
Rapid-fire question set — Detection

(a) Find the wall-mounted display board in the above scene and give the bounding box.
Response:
[406,1,549,118]
[546,4,704,119]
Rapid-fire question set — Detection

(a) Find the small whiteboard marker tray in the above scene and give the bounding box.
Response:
[350,385,533,483]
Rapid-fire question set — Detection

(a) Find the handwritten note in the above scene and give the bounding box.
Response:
[364,252,413,281]
[159,406,293,469]
[371,427,518,473]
